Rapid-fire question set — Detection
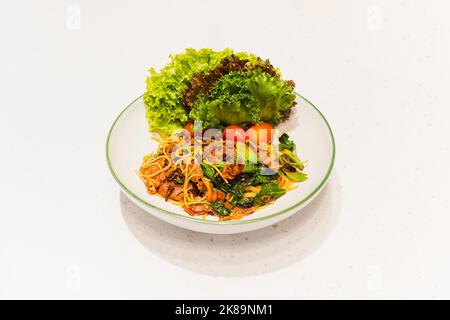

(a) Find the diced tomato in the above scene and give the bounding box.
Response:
[184,122,195,138]
[246,123,273,145]
[223,125,246,143]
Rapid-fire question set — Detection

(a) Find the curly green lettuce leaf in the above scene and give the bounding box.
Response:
[182,54,281,109]
[189,70,296,129]
[144,48,235,134]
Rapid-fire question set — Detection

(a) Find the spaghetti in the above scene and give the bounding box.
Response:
[138,133,306,221]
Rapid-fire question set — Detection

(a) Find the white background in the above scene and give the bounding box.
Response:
[1,0,449,299]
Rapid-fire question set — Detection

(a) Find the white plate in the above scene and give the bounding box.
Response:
[107,94,335,234]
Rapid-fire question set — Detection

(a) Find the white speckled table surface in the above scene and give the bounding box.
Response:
[1,0,449,299]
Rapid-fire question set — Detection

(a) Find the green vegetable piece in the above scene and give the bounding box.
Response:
[211,202,231,217]
[254,182,286,205]
[229,180,245,197]
[282,149,304,171]
[279,133,296,151]
[282,169,308,182]
[259,182,286,199]
[201,162,232,194]
[243,163,262,174]
[200,162,216,181]
[251,174,273,185]
[172,177,184,184]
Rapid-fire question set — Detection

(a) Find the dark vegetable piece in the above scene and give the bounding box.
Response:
[165,187,174,201]
[234,197,254,208]
[201,162,232,194]
[211,201,231,217]
[191,183,203,196]
[283,164,297,172]
[231,170,276,188]
[233,172,254,183]
[168,168,184,184]
[230,181,245,197]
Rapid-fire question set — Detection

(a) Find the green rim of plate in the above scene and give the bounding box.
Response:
[106,93,336,225]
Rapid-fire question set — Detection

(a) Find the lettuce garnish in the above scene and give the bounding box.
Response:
[144,48,296,134]
[189,70,296,129]
[144,48,234,134]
